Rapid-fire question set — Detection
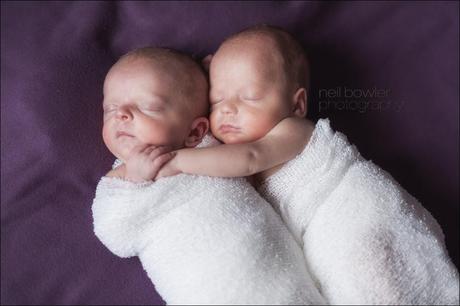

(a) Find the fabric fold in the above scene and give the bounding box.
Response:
[258,118,459,305]
[92,135,326,305]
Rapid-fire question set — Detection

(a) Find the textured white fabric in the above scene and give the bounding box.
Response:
[257,118,459,305]
[92,134,326,305]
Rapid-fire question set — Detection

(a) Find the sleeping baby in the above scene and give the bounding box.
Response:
[155,25,460,305]
[91,47,326,305]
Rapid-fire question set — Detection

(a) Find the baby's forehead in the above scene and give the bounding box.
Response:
[214,36,286,80]
[223,32,283,57]
[111,56,178,77]
[106,57,194,90]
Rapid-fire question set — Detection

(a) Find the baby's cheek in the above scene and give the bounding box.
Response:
[209,113,219,134]
[102,125,114,150]
[209,111,218,126]
[102,124,126,160]
[139,121,181,147]
[246,113,278,139]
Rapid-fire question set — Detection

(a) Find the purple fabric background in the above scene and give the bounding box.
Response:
[1,1,458,305]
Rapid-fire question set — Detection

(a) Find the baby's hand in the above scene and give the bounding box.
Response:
[155,152,182,180]
[124,145,175,182]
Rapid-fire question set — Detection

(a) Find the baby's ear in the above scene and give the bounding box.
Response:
[292,88,307,117]
[202,54,213,72]
[184,117,210,148]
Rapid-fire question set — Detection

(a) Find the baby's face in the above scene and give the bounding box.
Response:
[209,38,292,144]
[102,58,194,162]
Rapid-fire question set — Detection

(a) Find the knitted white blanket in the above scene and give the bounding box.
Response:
[91,135,325,305]
[257,118,459,305]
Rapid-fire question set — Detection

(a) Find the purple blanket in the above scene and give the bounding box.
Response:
[2,1,458,304]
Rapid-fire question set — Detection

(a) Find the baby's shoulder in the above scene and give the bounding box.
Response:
[271,117,313,135]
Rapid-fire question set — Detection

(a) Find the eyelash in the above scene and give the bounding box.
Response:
[103,107,116,113]
[211,98,223,105]
[142,108,163,113]
[103,105,163,112]
[211,96,260,104]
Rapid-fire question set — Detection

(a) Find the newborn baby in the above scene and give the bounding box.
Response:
[157,26,460,305]
[91,47,325,305]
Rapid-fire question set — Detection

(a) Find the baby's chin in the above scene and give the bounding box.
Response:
[216,133,253,145]
[107,141,141,162]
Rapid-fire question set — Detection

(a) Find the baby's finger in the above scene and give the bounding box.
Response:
[140,145,157,154]
[148,146,172,159]
[152,152,176,169]
[141,145,157,156]
[130,144,150,155]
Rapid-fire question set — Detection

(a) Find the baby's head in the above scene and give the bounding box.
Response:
[209,25,309,144]
[102,47,209,162]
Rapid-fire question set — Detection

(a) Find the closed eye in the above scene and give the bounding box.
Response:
[210,98,224,104]
[240,91,263,101]
[103,105,117,113]
[243,97,261,101]
[142,107,164,114]
[140,100,165,113]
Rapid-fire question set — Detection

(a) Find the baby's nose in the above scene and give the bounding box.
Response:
[115,108,133,121]
[221,101,238,115]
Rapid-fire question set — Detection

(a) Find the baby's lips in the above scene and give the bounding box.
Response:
[115,130,135,138]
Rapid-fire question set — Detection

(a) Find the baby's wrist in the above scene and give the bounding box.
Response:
[124,170,153,183]
[124,166,153,182]
[171,151,183,173]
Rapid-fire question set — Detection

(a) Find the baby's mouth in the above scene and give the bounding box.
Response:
[116,131,135,138]
[219,124,240,134]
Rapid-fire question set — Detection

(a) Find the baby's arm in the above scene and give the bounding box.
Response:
[92,176,154,258]
[94,145,175,256]
[157,117,314,178]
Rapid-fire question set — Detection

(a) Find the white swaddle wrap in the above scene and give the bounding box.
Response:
[257,118,459,305]
[92,135,325,305]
